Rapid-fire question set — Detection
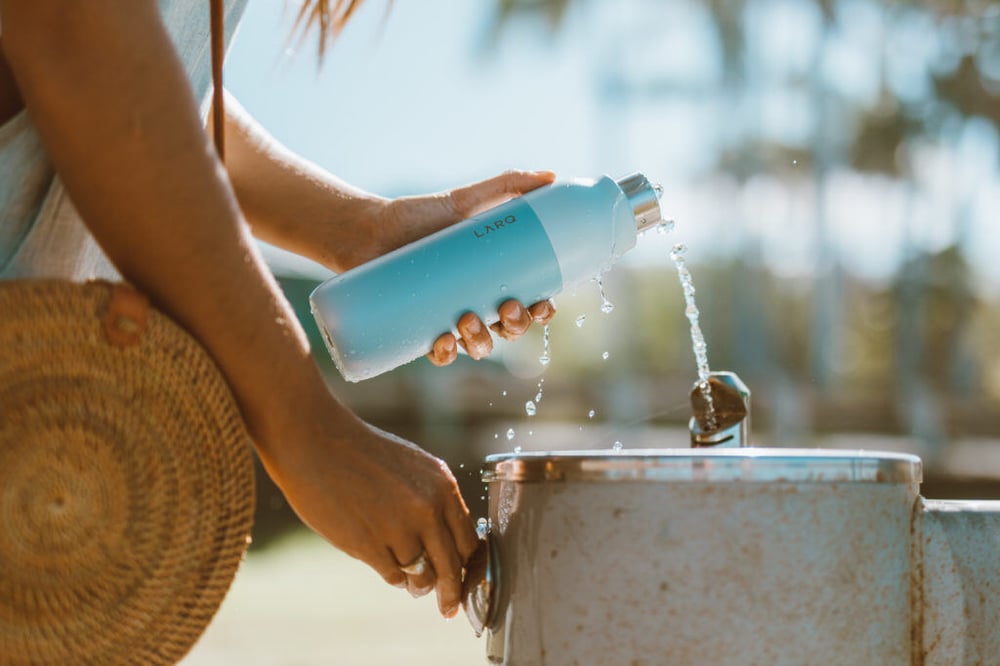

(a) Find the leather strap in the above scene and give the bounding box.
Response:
[101,282,151,348]
[210,0,225,161]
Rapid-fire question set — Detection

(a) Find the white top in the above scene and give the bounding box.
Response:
[0,0,248,281]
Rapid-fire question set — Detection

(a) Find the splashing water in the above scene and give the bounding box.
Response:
[525,400,537,416]
[613,440,623,452]
[670,243,718,431]
[539,325,551,366]
[535,377,545,403]
[506,428,516,441]
[601,351,610,361]
[656,219,676,235]
[595,276,615,314]
[588,409,596,419]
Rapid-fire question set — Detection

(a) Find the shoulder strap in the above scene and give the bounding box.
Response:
[210,0,225,160]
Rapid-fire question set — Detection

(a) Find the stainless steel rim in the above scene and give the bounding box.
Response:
[482,448,922,484]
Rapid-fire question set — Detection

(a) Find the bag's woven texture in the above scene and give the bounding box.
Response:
[0,280,255,665]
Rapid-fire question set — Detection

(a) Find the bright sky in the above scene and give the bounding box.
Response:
[225,1,606,193]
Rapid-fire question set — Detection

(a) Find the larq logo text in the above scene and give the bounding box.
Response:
[473,214,517,239]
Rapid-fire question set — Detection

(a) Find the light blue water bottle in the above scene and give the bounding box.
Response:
[310,173,662,382]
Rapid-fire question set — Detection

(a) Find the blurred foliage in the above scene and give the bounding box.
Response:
[488,0,1000,179]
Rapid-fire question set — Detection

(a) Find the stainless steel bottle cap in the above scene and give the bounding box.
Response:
[616,173,662,233]
[482,448,922,485]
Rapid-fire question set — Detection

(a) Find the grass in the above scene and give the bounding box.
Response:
[182,530,484,665]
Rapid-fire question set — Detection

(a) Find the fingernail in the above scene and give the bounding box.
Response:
[466,318,481,334]
[443,604,459,619]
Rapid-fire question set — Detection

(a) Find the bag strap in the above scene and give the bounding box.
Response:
[210,0,225,160]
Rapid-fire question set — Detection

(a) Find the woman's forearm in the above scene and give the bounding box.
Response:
[0,0,347,453]
[222,94,387,272]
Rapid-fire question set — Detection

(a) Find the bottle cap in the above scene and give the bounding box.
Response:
[616,173,662,233]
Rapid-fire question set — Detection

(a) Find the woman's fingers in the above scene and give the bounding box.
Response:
[528,299,556,325]
[427,332,458,366]
[421,519,467,618]
[394,543,436,599]
[433,300,557,366]
[489,299,531,341]
[372,546,409,590]
[447,169,556,220]
[456,312,493,360]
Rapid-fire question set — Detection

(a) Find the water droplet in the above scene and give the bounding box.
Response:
[500,284,509,292]
[506,428,516,441]
[528,430,533,436]
[494,433,499,440]
[513,446,522,454]
[488,401,493,407]
[613,440,623,452]
[653,183,664,199]
[602,351,610,360]
[575,314,586,328]
[595,276,615,314]
[525,400,537,416]
[588,409,596,419]
[480,496,486,500]
[476,517,488,538]
[539,324,551,366]
[792,159,798,165]
[501,390,507,397]
[459,463,465,469]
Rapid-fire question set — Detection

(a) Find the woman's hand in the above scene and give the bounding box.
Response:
[259,396,480,618]
[362,170,559,367]
[358,169,556,266]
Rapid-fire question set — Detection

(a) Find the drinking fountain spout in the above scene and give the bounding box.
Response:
[689,371,751,448]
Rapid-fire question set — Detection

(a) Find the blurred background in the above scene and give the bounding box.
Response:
[185,0,1000,662]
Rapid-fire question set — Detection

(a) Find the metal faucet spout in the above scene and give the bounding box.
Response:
[689,371,751,448]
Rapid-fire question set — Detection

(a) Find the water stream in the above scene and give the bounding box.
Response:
[670,243,718,431]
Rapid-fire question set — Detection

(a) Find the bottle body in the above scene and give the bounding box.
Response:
[310,174,656,382]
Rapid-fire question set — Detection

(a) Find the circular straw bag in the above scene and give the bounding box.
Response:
[0,280,256,665]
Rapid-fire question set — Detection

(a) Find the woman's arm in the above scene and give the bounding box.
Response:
[222,95,557,363]
[221,92,387,272]
[0,0,477,616]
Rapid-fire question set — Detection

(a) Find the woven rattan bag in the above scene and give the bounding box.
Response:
[0,281,255,665]
[1,5,255,663]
